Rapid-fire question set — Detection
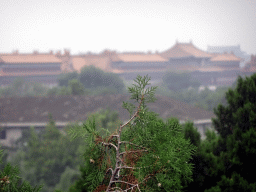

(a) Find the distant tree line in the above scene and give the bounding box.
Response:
[157,71,239,111]
[0,66,126,97]
[0,67,235,113]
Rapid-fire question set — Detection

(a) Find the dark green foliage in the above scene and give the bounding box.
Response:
[46,87,61,96]
[79,65,125,93]
[68,79,85,95]
[182,121,201,147]
[58,71,79,87]
[183,129,225,192]
[43,114,62,140]
[54,66,125,96]
[47,79,89,96]
[89,108,122,133]
[0,147,43,192]
[212,74,256,139]
[11,114,85,192]
[54,166,80,192]
[0,78,48,97]
[126,114,197,191]
[162,71,201,92]
[225,127,256,184]
[0,147,9,172]
[79,65,105,88]
[47,86,72,96]
[205,172,256,192]
[189,73,256,191]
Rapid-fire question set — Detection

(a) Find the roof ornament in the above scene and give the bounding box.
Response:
[33,50,39,55]
[64,49,70,56]
[56,50,61,57]
[12,50,19,55]
[190,39,192,44]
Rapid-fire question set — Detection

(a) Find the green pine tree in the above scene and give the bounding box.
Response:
[68,75,197,191]
[203,73,256,191]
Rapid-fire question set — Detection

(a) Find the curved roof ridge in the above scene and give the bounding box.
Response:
[161,42,212,59]
[210,52,242,62]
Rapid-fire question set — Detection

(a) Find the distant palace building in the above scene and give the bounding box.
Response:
[0,41,253,87]
[189,50,243,86]
[241,54,256,77]
[0,50,62,86]
[160,41,212,71]
[207,45,250,67]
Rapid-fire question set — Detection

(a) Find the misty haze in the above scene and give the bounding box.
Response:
[0,0,255,191]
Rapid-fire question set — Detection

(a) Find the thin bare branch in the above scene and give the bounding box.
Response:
[105,92,150,191]
[101,142,118,151]
[118,165,153,170]
[119,94,144,131]
[123,184,141,192]
[109,186,124,192]
[106,168,114,175]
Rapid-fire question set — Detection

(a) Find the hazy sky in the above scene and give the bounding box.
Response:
[0,0,255,55]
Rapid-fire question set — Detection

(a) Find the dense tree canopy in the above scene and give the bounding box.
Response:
[209,74,256,190]
[68,79,85,95]
[0,146,43,191]
[11,114,84,192]
[0,78,48,97]
[56,66,126,96]
[79,66,125,93]
[58,72,79,87]
[183,74,256,192]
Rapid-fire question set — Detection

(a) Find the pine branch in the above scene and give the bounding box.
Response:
[120,149,148,156]
[101,142,118,151]
[119,141,148,150]
[105,91,146,191]
[79,75,196,191]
